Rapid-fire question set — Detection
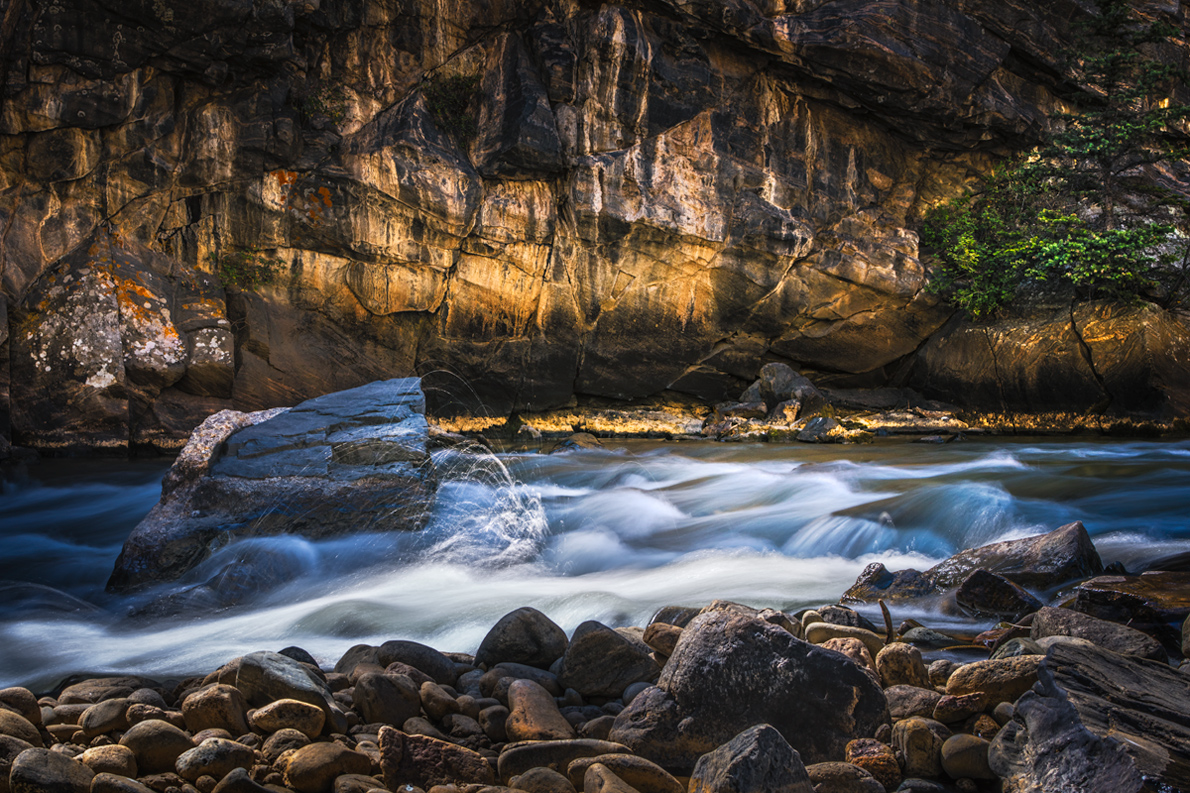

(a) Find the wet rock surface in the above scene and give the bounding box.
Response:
[8,529,1190,793]
[844,522,1103,602]
[106,379,436,597]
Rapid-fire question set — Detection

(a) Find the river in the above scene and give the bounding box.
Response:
[2,437,1189,690]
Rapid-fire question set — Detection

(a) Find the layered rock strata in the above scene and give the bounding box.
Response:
[2,0,1188,452]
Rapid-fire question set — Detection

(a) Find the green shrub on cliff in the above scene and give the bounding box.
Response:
[213,247,286,290]
[423,74,481,142]
[922,0,1190,317]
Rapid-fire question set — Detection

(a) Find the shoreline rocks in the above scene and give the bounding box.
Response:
[4,561,1189,793]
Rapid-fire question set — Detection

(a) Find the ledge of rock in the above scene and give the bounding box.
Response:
[989,642,1190,792]
[843,521,1103,603]
[106,378,436,596]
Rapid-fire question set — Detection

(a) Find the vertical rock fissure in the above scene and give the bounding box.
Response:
[980,325,1014,430]
[1069,299,1113,416]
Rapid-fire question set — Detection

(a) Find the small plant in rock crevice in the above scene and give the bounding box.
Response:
[422,74,482,142]
[300,82,349,125]
[212,247,287,290]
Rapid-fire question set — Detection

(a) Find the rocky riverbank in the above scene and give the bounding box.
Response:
[432,362,1190,445]
[3,521,1190,793]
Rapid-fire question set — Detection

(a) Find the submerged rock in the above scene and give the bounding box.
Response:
[107,378,436,595]
[989,642,1190,792]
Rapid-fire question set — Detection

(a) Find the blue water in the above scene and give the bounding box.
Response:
[1,438,1189,690]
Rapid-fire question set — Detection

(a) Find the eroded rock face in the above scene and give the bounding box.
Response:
[107,378,435,596]
[3,0,1187,449]
[989,642,1190,793]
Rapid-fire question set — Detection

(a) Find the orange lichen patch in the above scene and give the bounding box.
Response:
[318,186,332,206]
[181,298,224,312]
[274,169,298,186]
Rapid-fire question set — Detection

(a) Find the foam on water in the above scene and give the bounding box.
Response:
[2,437,1190,688]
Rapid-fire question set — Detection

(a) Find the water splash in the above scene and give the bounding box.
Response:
[3,437,1190,688]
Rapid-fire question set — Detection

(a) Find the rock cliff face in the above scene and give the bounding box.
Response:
[1,0,1188,451]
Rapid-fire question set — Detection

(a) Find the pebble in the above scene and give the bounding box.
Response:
[567,753,683,793]
[79,698,130,739]
[282,741,372,793]
[182,685,251,736]
[9,747,94,793]
[932,692,987,724]
[506,680,576,742]
[819,637,878,679]
[642,623,682,657]
[0,711,42,747]
[118,719,196,774]
[378,727,495,790]
[885,685,942,721]
[509,767,576,793]
[91,772,157,793]
[804,762,883,793]
[891,718,952,778]
[175,738,256,782]
[0,689,41,726]
[845,738,901,791]
[945,656,1042,705]
[927,659,960,689]
[475,607,569,670]
[126,703,168,725]
[262,728,311,762]
[583,763,638,793]
[354,673,421,727]
[804,623,885,659]
[78,744,138,777]
[420,682,461,722]
[876,643,930,689]
[940,734,995,780]
[496,739,630,783]
[249,698,326,738]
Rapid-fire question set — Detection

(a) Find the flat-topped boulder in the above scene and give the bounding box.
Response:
[107,378,436,595]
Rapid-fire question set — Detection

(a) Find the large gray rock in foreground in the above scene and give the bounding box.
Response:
[609,611,888,774]
[989,642,1190,792]
[107,378,436,595]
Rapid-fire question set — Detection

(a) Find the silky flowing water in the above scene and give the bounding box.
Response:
[3,438,1189,690]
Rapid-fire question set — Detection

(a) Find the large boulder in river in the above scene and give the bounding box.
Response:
[844,521,1103,602]
[989,642,1190,792]
[609,610,888,774]
[107,378,436,594]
